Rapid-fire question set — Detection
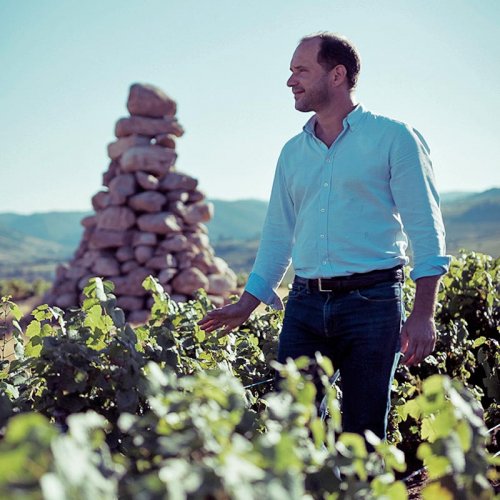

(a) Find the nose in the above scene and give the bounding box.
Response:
[287,74,297,87]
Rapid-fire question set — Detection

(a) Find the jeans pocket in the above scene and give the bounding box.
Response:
[354,281,401,302]
[288,282,308,300]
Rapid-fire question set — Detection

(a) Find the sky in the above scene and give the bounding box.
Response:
[1,0,499,214]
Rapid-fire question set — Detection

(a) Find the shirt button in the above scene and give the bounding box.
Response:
[322,260,327,265]
[320,208,326,212]
[320,234,325,239]
[326,157,331,163]
[323,182,329,187]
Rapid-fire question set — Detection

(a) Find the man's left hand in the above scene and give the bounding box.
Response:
[400,312,436,366]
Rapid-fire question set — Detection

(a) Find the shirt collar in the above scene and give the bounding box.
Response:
[303,103,365,136]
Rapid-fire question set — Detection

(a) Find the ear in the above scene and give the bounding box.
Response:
[330,65,348,87]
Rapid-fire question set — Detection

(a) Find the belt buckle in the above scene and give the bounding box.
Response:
[318,278,333,292]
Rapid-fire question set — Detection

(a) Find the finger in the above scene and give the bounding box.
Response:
[199,319,225,332]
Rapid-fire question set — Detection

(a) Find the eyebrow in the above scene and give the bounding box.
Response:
[290,64,307,71]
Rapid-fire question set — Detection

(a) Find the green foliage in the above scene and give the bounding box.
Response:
[0,251,497,498]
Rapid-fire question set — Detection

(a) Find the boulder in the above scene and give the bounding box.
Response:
[97,206,136,230]
[92,256,120,276]
[128,191,167,213]
[121,145,176,176]
[171,267,208,295]
[115,116,184,138]
[127,83,177,118]
[137,212,182,234]
[207,273,236,296]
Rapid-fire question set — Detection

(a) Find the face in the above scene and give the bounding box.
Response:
[287,39,331,112]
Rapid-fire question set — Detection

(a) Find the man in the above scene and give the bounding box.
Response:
[198,32,450,439]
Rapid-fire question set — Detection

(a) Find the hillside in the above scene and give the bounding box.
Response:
[0,189,498,280]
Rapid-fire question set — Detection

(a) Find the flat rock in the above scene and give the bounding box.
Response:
[132,232,157,246]
[146,254,176,270]
[155,134,176,148]
[92,256,120,277]
[188,190,205,203]
[128,191,166,212]
[116,246,135,262]
[121,260,139,273]
[113,267,152,296]
[128,309,150,324]
[108,174,136,205]
[102,161,122,187]
[97,206,136,230]
[182,202,213,224]
[127,83,177,118]
[137,212,182,234]
[134,245,154,264]
[135,171,159,190]
[115,116,184,138]
[55,293,78,309]
[91,191,111,211]
[159,234,188,252]
[121,145,176,176]
[158,268,177,285]
[171,267,208,295]
[89,229,132,249]
[108,135,150,160]
[159,172,198,191]
[166,189,189,202]
[81,215,97,229]
[117,295,144,311]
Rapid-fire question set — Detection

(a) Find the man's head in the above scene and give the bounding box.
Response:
[287,32,361,113]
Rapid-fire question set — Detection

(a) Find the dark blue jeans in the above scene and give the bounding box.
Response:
[276,279,403,439]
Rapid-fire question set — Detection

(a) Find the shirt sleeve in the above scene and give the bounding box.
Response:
[389,125,451,281]
[244,152,295,309]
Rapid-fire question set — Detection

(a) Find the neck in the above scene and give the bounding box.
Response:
[314,94,357,147]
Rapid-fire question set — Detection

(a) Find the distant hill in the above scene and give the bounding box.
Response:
[0,189,498,280]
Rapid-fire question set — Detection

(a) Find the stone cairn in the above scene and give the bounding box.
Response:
[47,83,237,323]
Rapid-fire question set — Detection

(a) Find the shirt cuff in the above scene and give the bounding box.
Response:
[410,256,452,281]
[244,272,283,310]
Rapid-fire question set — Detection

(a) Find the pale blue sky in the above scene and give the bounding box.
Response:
[1,0,499,214]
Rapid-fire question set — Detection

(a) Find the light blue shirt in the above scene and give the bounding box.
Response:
[245,104,451,309]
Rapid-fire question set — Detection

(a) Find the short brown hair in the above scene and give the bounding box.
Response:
[300,32,361,89]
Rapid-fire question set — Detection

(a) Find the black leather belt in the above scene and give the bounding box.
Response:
[294,265,404,293]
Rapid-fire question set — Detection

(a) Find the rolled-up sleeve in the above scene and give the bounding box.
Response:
[244,153,295,309]
[389,125,451,281]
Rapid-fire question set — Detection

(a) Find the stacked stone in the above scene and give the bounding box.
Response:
[48,83,237,323]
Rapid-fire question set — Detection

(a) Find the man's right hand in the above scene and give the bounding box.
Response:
[197,291,260,334]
